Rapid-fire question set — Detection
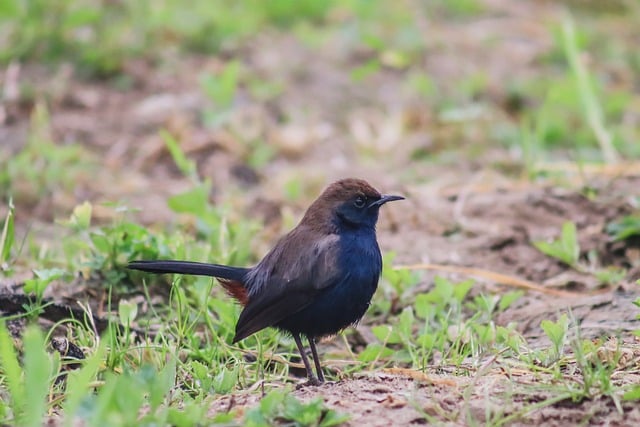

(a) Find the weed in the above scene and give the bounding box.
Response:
[533,221,580,268]
[243,388,349,427]
[606,215,640,241]
[534,221,626,285]
[539,314,570,365]
[0,323,53,427]
[561,14,619,163]
[23,268,68,303]
[0,199,15,272]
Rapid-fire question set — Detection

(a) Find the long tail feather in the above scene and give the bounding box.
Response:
[128,260,249,281]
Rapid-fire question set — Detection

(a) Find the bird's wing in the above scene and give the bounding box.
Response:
[233,230,342,342]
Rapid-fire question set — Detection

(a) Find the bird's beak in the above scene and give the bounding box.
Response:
[369,194,405,207]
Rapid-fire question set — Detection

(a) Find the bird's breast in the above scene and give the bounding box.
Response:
[337,230,383,282]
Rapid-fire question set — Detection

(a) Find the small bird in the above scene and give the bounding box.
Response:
[128,178,403,385]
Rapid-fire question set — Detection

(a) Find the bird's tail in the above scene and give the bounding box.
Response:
[128,260,249,282]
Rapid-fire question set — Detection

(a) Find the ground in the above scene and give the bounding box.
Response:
[1,0,640,426]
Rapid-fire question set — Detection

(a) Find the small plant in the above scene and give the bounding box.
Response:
[561,15,619,163]
[533,221,626,285]
[0,199,15,273]
[0,323,54,427]
[376,252,420,314]
[533,221,580,267]
[606,215,640,241]
[539,314,570,365]
[200,61,241,114]
[57,200,173,288]
[23,268,68,303]
[243,389,349,427]
[79,361,177,425]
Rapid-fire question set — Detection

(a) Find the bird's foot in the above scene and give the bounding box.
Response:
[296,377,324,389]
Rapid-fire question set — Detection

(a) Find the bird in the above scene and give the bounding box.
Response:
[128,178,404,385]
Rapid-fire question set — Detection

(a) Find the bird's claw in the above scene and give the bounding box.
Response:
[296,377,324,389]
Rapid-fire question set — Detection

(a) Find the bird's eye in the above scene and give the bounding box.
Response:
[354,196,366,208]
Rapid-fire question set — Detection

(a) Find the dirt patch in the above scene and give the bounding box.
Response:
[208,365,640,426]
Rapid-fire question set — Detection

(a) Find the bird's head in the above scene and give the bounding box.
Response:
[301,178,404,230]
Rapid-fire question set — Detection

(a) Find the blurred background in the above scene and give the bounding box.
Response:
[0,0,639,258]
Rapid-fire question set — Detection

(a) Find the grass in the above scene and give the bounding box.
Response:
[533,220,627,286]
[0,0,333,77]
[3,186,637,424]
[1,0,640,425]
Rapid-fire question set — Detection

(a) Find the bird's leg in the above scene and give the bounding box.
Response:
[308,336,325,383]
[292,333,320,385]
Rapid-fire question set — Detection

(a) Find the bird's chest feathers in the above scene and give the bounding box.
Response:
[335,229,382,296]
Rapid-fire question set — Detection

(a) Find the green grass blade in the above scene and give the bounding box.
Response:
[160,130,198,181]
[62,342,107,427]
[0,321,25,424]
[562,14,619,163]
[22,326,52,427]
[0,198,15,265]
